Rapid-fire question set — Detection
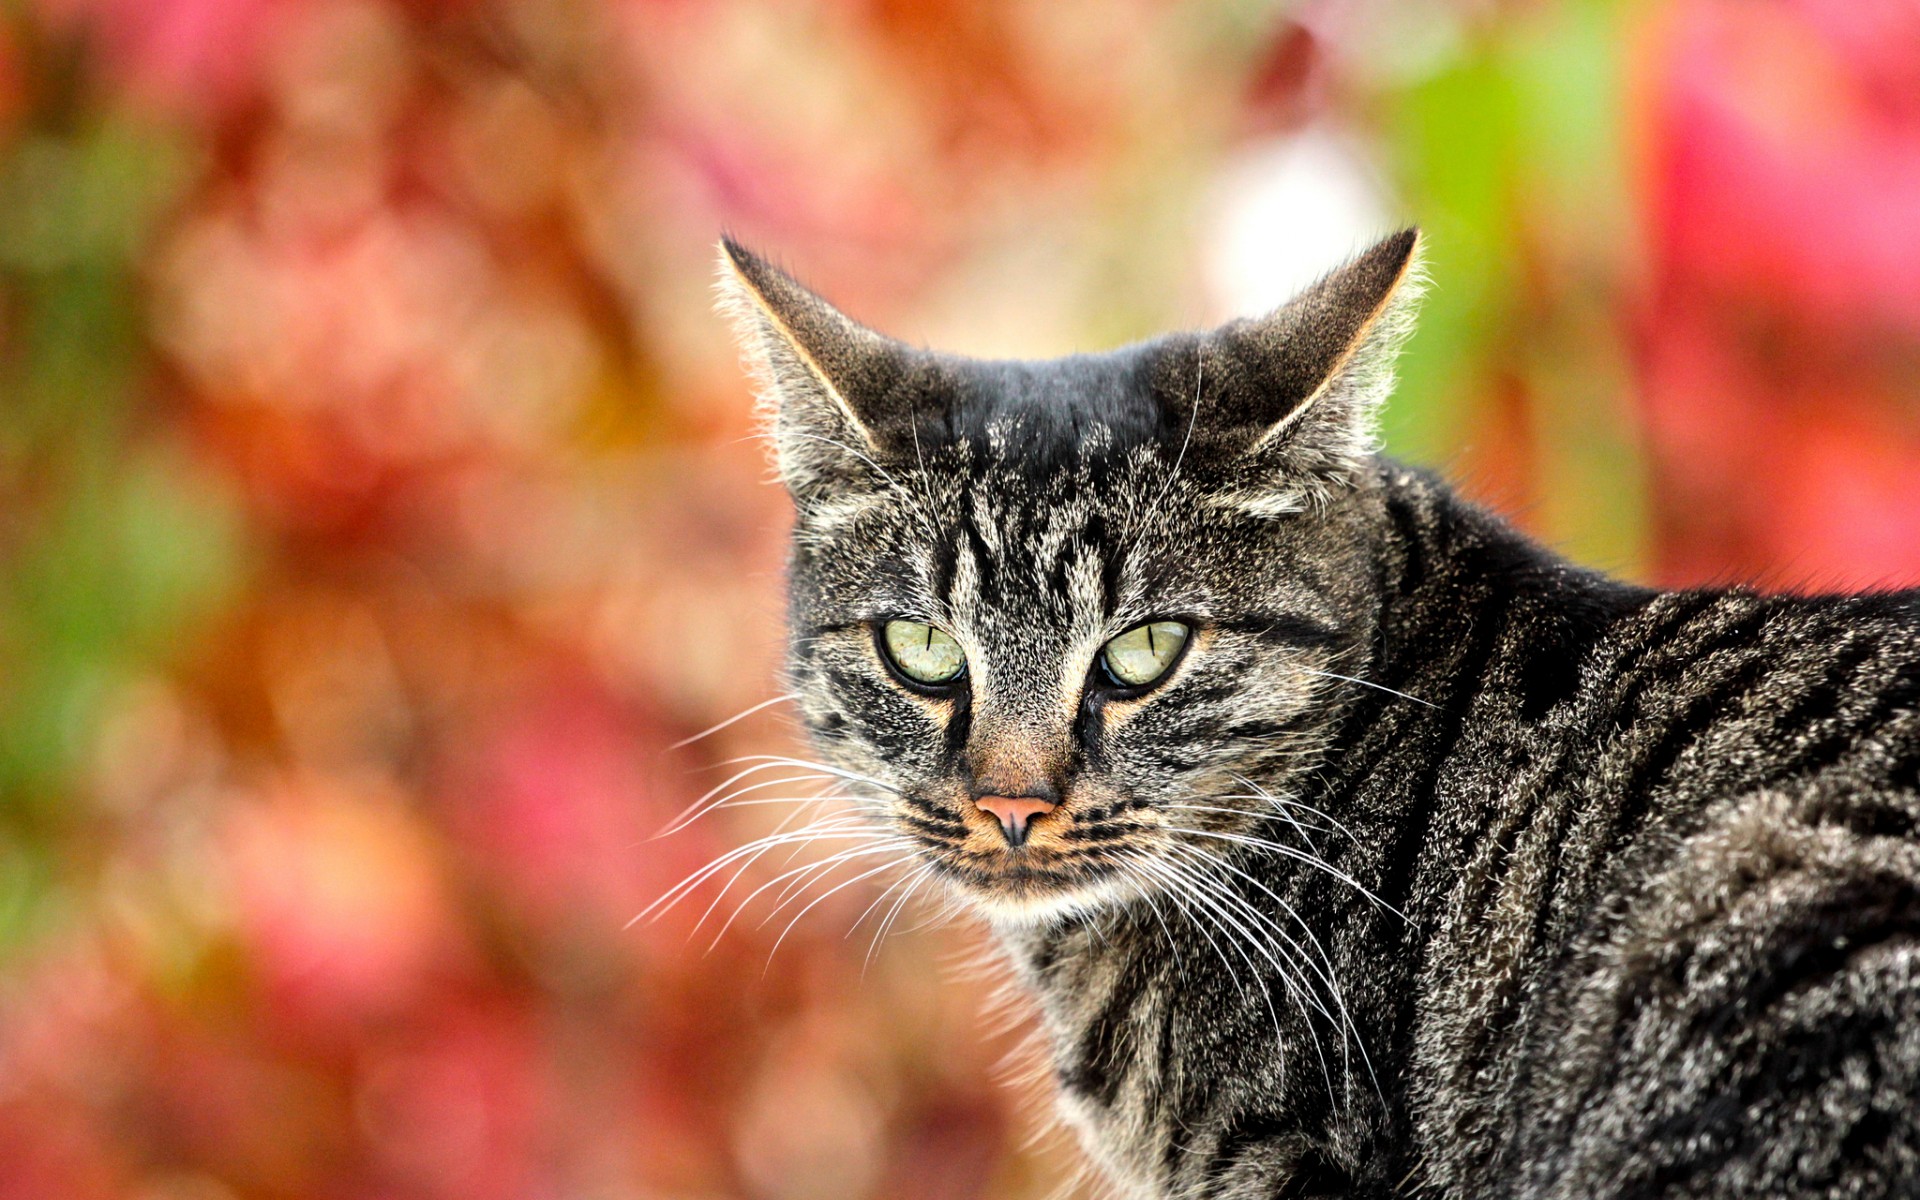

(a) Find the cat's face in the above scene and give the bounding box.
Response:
[721,232,1421,921]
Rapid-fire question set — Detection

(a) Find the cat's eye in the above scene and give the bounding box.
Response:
[1101,621,1191,689]
[881,620,967,686]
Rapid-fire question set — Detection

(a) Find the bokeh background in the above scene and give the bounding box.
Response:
[2,0,1918,1196]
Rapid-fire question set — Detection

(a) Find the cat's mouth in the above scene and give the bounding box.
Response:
[876,782,1181,916]
[909,799,1153,915]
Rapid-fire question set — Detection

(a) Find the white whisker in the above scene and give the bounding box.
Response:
[1229,774,1365,849]
[859,861,938,975]
[1163,825,1403,920]
[633,815,882,926]
[711,754,904,796]
[668,692,799,750]
[1130,852,1295,1089]
[1166,839,1380,1100]
[1302,667,1437,709]
[763,851,924,970]
[709,838,916,951]
[1162,802,1338,836]
[1156,847,1332,1097]
[655,772,853,838]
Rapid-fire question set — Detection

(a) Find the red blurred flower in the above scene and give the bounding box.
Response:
[354,1004,549,1200]
[442,677,681,934]
[1639,0,1920,587]
[226,776,460,1028]
[1650,0,1920,331]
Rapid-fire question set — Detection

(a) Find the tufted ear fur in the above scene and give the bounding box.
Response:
[716,238,931,504]
[1190,228,1425,508]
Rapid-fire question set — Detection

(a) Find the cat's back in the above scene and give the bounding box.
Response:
[1592,585,1920,806]
[1435,584,1920,1198]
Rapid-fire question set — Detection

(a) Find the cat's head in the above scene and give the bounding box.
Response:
[720,230,1423,922]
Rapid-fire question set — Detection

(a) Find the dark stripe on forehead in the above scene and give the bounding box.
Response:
[1081,510,1126,617]
[930,526,958,616]
[959,503,1000,607]
[1046,536,1076,607]
[864,540,927,606]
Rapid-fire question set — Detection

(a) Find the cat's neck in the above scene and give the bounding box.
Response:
[1357,459,1650,728]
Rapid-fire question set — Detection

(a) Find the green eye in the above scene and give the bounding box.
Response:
[1101,621,1190,688]
[882,620,966,685]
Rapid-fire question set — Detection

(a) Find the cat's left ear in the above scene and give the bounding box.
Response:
[1199,227,1424,486]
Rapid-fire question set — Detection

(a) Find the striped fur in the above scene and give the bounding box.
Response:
[720,231,1920,1198]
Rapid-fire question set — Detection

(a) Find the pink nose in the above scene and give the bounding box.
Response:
[975,795,1058,847]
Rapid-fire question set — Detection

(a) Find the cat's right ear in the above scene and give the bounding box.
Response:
[1188,228,1424,502]
[716,239,920,502]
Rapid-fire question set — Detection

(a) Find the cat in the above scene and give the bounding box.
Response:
[712,228,1920,1199]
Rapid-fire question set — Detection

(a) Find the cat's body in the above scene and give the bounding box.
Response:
[1007,465,1920,1198]
[717,230,1920,1198]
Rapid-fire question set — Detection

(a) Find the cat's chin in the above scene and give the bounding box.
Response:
[956,872,1146,928]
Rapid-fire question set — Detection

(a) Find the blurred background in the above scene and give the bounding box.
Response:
[1,0,1918,1196]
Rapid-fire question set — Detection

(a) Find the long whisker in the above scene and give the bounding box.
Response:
[1165,839,1379,1100]
[709,838,916,950]
[1130,853,1260,1011]
[685,800,865,936]
[1152,847,1331,1097]
[1209,786,1322,856]
[633,815,881,926]
[1229,774,1365,849]
[1301,667,1437,709]
[858,861,938,975]
[697,838,876,946]
[1130,852,1297,1089]
[711,754,905,796]
[655,759,843,837]
[655,771,853,838]
[1125,858,1188,979]
[1153,848,1337,1030]
[1163,825,1403,920]
[642,817,872,924]
[1162,803,1338,836]
[763,851,924,970]
[669,692,799,750]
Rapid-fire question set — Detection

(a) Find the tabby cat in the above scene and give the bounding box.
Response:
[713,229,1920,1199]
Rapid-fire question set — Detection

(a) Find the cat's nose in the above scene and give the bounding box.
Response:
[975,795,1058,848]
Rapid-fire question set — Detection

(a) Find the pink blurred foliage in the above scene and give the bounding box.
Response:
[225,776,464,1030]
[34,0,291,115]
[1640,0,1920,587]
[442,673,687,932]
[1651,0,1920,331]
[0,951,133,1200]
[352,1003,551,1200]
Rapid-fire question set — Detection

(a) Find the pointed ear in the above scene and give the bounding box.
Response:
[1202,227,1424,482]
[716,238,924,501]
